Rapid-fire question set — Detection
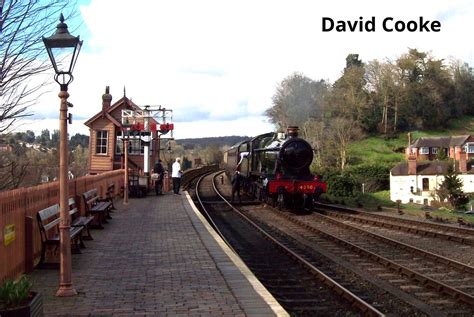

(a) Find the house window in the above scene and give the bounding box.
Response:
[95,131,108,155]
[464,143,474,153]
[420,147,429,154]
[129,139,143,155]
[422,178,429,191]
[431,147,438,154]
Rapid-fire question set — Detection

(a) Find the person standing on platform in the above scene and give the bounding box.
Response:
[153,159,165,195]
[172,158,183,195]
[231,171,242,204]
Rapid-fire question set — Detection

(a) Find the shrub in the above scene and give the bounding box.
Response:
[327,173,358,197]
[348,164,391,192]
[0,276,32,309]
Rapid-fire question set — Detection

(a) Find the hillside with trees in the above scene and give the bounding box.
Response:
[265,49,474,198]
[176,136,248,149]
[0,130,89,190]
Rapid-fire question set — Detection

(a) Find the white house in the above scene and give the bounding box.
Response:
[390,134,474,205]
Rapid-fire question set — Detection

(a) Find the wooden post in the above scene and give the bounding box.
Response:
[24,216,34,273]
[124,138,129,205]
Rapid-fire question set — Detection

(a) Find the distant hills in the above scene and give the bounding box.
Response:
[176,136,249,149]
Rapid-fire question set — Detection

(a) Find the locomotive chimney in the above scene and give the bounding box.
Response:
[287,126,299,138]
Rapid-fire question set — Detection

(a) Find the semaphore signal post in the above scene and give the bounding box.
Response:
[121,105,174,177]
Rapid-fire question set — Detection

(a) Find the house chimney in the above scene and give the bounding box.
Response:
[459,152,467,173]
[406,132,413,160]
[408,155,417,175]
[102,86,112,112]
[287,126,299,138]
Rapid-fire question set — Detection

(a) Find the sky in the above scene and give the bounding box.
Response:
[18,0,474,139]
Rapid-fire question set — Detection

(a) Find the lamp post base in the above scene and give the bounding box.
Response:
[56,284,77,297]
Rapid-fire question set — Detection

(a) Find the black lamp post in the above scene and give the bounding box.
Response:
[43,13,82,297]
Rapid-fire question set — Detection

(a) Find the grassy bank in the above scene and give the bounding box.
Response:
[322,191,474,225]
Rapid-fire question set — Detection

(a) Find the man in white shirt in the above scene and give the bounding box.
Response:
[172,158,183,195]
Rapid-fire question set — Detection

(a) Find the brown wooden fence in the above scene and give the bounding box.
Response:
[0,169,124,282]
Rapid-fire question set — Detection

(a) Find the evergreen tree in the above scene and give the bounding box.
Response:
[437,166,467,209]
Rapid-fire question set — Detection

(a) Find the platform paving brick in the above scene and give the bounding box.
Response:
[29,192,285,316]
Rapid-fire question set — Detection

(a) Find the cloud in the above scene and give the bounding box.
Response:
[180,67,227,77]
[18,0,474,140]
[173,107,211,122]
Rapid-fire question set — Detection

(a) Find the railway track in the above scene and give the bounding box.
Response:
[251,206,474,314]
[194,171,387,316]
[314,204,474,268]
[192,170,474,314]
[316,202,474,245]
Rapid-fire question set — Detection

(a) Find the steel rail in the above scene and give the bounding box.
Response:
[325,210,474,245]
[312,209,474,274]
[211,172,385,317]
[195,171,237,254]
[316,202,474,237]
[277,209,474,307]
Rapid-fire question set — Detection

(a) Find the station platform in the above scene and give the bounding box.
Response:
[30,192,287,316]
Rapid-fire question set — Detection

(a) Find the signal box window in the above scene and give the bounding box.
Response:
[96,130,108,155]
[115,131,146,155]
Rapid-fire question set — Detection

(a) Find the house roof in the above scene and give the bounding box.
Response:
[84,96,158,128]
[391,161,449,176]
[391,160,474,176]
[84,96,136,127]
[411,135,470,148]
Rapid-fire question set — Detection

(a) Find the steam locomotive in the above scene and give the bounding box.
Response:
[224,126,326,210]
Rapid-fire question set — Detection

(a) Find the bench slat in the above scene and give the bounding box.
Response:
[69,207,79,216]
[38,204,60,221]
[43,218,61,232]
[72,215,94,227]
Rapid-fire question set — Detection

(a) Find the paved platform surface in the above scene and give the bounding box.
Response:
[30,192,286,316]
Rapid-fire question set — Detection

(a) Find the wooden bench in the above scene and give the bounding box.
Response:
[101,183,116,214]
[37,204,84,267]
[69,197,95,240]
[82,189,112,229]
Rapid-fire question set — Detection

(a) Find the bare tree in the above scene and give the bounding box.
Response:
[302,118,326,169]
[328,117,364,170]
[365,59,402,133]
[1,0,74,132]
[0,144,28,190]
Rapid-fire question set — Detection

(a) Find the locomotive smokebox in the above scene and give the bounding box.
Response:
[287,126,299,138]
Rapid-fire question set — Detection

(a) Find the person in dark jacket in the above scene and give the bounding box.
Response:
[153,159,165,195]
[231,171,242,204]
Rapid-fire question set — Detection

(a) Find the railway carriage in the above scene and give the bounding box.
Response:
[225,126,326,210]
